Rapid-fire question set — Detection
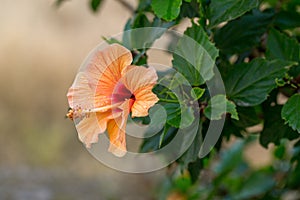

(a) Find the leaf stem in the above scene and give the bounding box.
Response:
[158,98,179,103]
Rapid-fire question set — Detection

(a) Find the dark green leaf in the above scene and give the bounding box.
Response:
[233,106,261,128]
[274,143,286,159]
[274,11,300,30]
[151,0,182,21]
[187,158,203,183]
[260,105,298,147]
[132,13,151,28]
[179,0,200,18]
[288,140,300,188]
[140,126,178,152]
[222,118,244,139]
[163,103,195,128]
[172,24,219,86]
[90,0,102,12]
[214,9,273,54]
[208,0,259,28]
[225,58,292,106]
[266,28,300,63]
[179,122,203,167]
[204,94,239,120]
[282,94,300,132]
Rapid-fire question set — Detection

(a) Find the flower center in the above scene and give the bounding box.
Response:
[112,82,133,104]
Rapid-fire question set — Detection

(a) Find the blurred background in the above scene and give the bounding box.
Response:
[0,0,277,199]
[0,0,165,199]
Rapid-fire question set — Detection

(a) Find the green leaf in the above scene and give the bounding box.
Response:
[123,16,174,50]
[159,124,171,148]
[140,126,178,152]
[102,36,122,45]
[266,28,300,63]
[214,9,273,54]
[260,105,298,147]
[274,11,300,30]
[288,140,300,188]
[208,0,259,28]
[225,58,292,106]
[214,140,245,174]
[282,94,300,133]
[233,106,260,128]
[179,122,203,167]
[132,13,151,28]
[204,95,239,120]
[274,143,286,159]
[90,0,102,12]
[172,24,219,86]
[179,0,200,18]
[187,158,203,184]
[55,0,68,7]
[145,105,167,137]
[151,0,182,21]
[191,87,205,100]
[137,0,152,12]
[233,172,275,199]
[163,103,195,128]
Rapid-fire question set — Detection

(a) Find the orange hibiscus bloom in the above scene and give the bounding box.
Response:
[67,44,159,157]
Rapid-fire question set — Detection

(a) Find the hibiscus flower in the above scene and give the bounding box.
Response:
[66,44,159,157]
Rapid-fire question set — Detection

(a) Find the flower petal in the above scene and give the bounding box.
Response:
[122,65,158,92]
[106,100,131,157]
[85,44,132,101]
[131,85,159,117]
[76,112,102,148]
[107,117,127,157]
[67,72,93,109]
[121,66,159,117]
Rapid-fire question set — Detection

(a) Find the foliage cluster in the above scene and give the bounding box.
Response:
[58,0,300,199]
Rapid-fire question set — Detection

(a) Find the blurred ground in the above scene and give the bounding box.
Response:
[0,0,164,199]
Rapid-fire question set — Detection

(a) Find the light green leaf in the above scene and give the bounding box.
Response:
[172,24,219,86]
[204,94,239,120]
[282,94,300,133]
[151,0,182,21]
[225,58,293,106]
[214,10,273,54]
[191,87,205,100]
[266,28,300,63]
[208,0,259,28]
